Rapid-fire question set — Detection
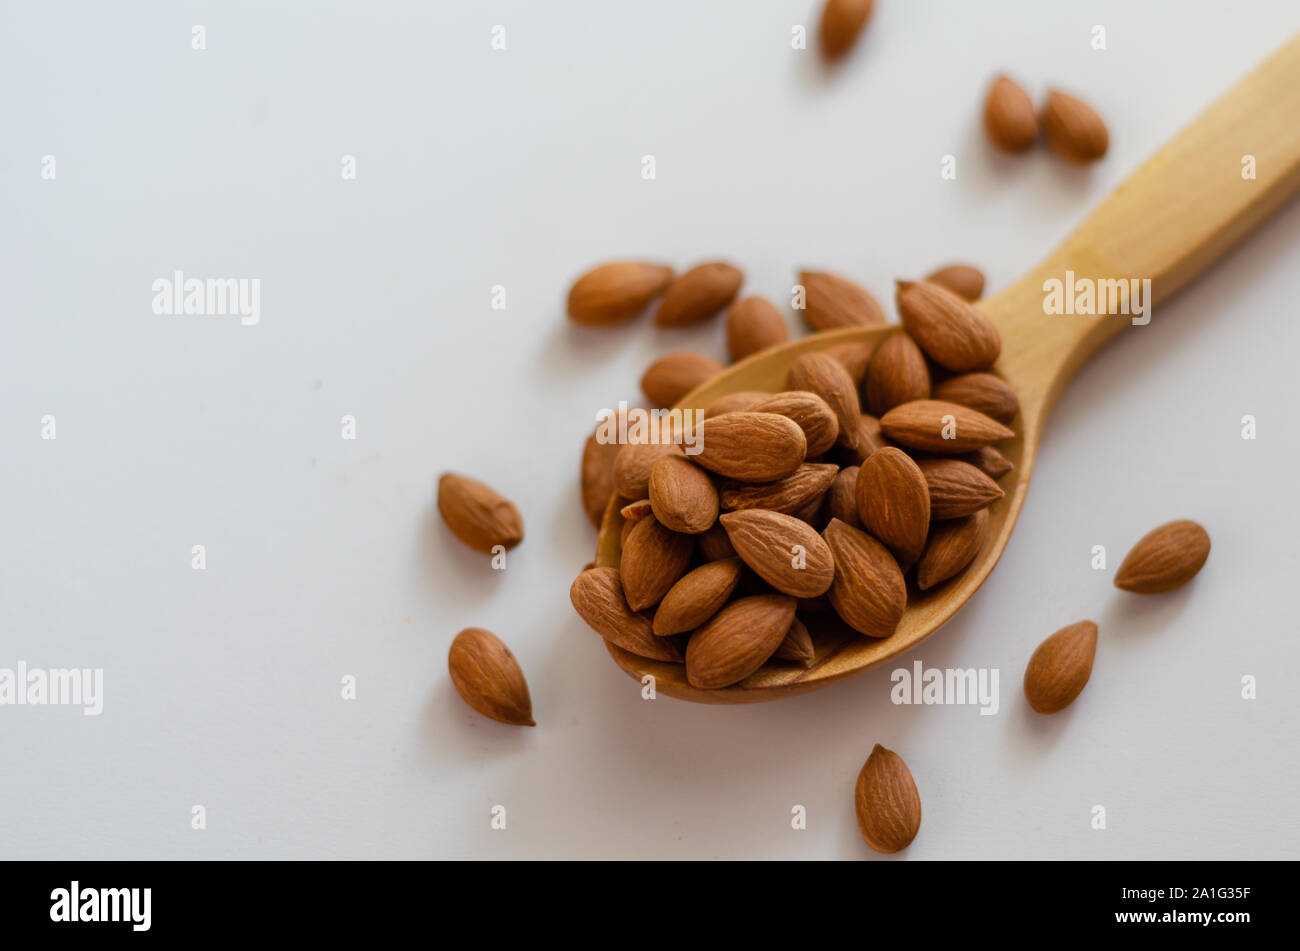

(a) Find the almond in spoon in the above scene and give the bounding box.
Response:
[751,391,840,457]
[822,518,906,638]
[569,567,684,663]
[619,515,693,610]
[916,508,990,590]
[641,352,726,407]
[719,463,838,515]
[856,447,930,565]
[864,330,931,417]
[693,412,807,482]
[648,454,719,534]
[918,458,1004,519]
[880,399,1013,453]
[720,509,836,598]
[932,372,1019,424]
[798,270,885,329]
[685,594,796,688]
[786,352,862,451]
[896,280,1002,373]
[725,296,788,361]
[652,557,744,636]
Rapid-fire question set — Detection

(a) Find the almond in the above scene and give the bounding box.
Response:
[569,567,684,662]
[693,412,806,482]
[773,617,815,666]
[925,263,985,301]
[619,498,653,522]
[896,280,1002,372]
[864,330,931,417]
[620,517,637,547]
[798,270,885,330]
[448,627,535,726]
[824,340,875,385]
[822,518,906,638]
[1113,520,1211,594]
[720,509,836,598]
[917,507,990,590]
[725,296,788,361]
[854,744,921,853]
[932,372,1019,424]
[826,466,861,528]
[786,352,862,451]
[641,352,726,407]
[1023,621,1098,714]
[918,458,1004,519]
[792,493,827,529]
[959,446,1014,480]
[581,426,621,527]
[437,473,525,555]
[613,442,683,499]
[842,412,889,465]
[720,463,838,515]
[1041,90,1109,163]
[818,0,874,62]
[648,454,719,534]
[619,515,694,610]
[880,399,1013,453]
[685,594,796,688]
[697,522,738,560]
[751,390,840,457]
[567,261,673,325]
[655,261,744,327]
[856,447,930,565]
[652,557,743,636]
[982,75,1038,153]
[705,390,768,418]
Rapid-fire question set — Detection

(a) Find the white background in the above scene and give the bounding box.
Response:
[2,0,1299,859]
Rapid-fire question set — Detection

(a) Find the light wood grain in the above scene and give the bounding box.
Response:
[596,33,1300,703]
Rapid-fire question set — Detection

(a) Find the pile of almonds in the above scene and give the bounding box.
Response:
[570,274,1020,690]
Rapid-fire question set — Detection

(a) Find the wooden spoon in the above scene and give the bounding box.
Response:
[596,33,1300,703]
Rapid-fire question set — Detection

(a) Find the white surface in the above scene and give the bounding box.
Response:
[2,0,1299,860]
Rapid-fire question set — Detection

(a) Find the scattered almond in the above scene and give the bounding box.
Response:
[1114,520,1211,594]
[693,412,807,482]
[854,744,921,853]
[685,594,797,688]
[569,567,684,662]
[655,261,744,327]
[896,280,1002,372]
[1041,89,1109,163]
[798,270,885,330]
[856,447,930,565]
[983,75,1038,152]
[567,261,673,325]
[822,518,906,638]
[917,507,990,590]
[918,458,1004,519]
[925,264,985,301]
[725,296,788,361]
[619,515,693,611]
[437,473,525,555]
[641,352,726,407]
[880,399,1013,453]
[720,509,836,598]
[648,454,719,534]
[932,372,1019,423]
[448,627,535,726]
[751,390,840,457]
[1024,620,1098,714]
[864,330,931,417]
[786,352,862,451]
[652,558,744,636]
[818,0,874,62]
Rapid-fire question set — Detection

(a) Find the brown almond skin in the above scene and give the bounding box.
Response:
[613,442,683,500]
[720,463,838,515]
[437,473,525,555]
[864,330,931,417]
[896,280,1002,373]
[685,594,797,688]
[704,390,767,418]
[918,458,1004,520]
[983,75,1038,152]
[569,567,684,663]
[841,412,889,465]
[880,399,1013,453]
[773,617,815,665]
[720,510,836,598]
[822,518,906,638]
[798,270,885,329]
[619,516,693,611]
[1024,621,1099,714]
[1042,90,1109,163]
[818,0,874,62]
[856,447,930,565]
[641,352,726,407]
[786,352,862,451]
[917,508,990,590]
[855,744,921,853]
[932,372,1019,423]
[581,427,621,528]
[448,627,535,726]
[567,261,673,325]
[696,522,737,560]
[620,498,653,522]
[925,264,985,301]
[827,465,861,529]
[652,557,743,636]
[725,296,788,361]
[824,341,875,385]
[655,261,744,327]
[959,446,1014,481]
[1114,520,1211,594]
[648,454,719,534]
[751,390,840,457]
[693,412,807,482]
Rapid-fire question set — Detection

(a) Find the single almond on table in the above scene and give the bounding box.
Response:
[896,280,1002,372]
[827,465,861,528]
[751,390,840,457]
[983,75,1038,152]
[686,594,796,688]
[854,744,921,853]
[613,442,683,500]
[437,473,525,555]
[824,340,875,385]
[693,412,807,482]
[567,261,674,325]
[918,458,1004,519]
[619,515,694,611]
[705,390,768,418]
[1114,519,1210,594]
[786,352,862,451]
[818,0,874,62]
[720,463,839,515]
[917,507,990,590]
[655,261,744,327]
[958,446,1014,481]
[652,557,744,636]
[720,509,836,598]
[1024,620,1098,714]
[864,330,931,417]
[569,567,684,662]
[581,427,621,527]
[641,351,726,407]
[448,627,535,727]
[924,264,985,301]
[822,518,906,638]
[856,447,930,565]
[697,522,737,560]
[772,617,815,666]
[880,399,1013,453]
[725,296,788,361]
[798,270,885,329]
[1041,89,1109,163]
[648,454,719,534]
[932,372,1019,423]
